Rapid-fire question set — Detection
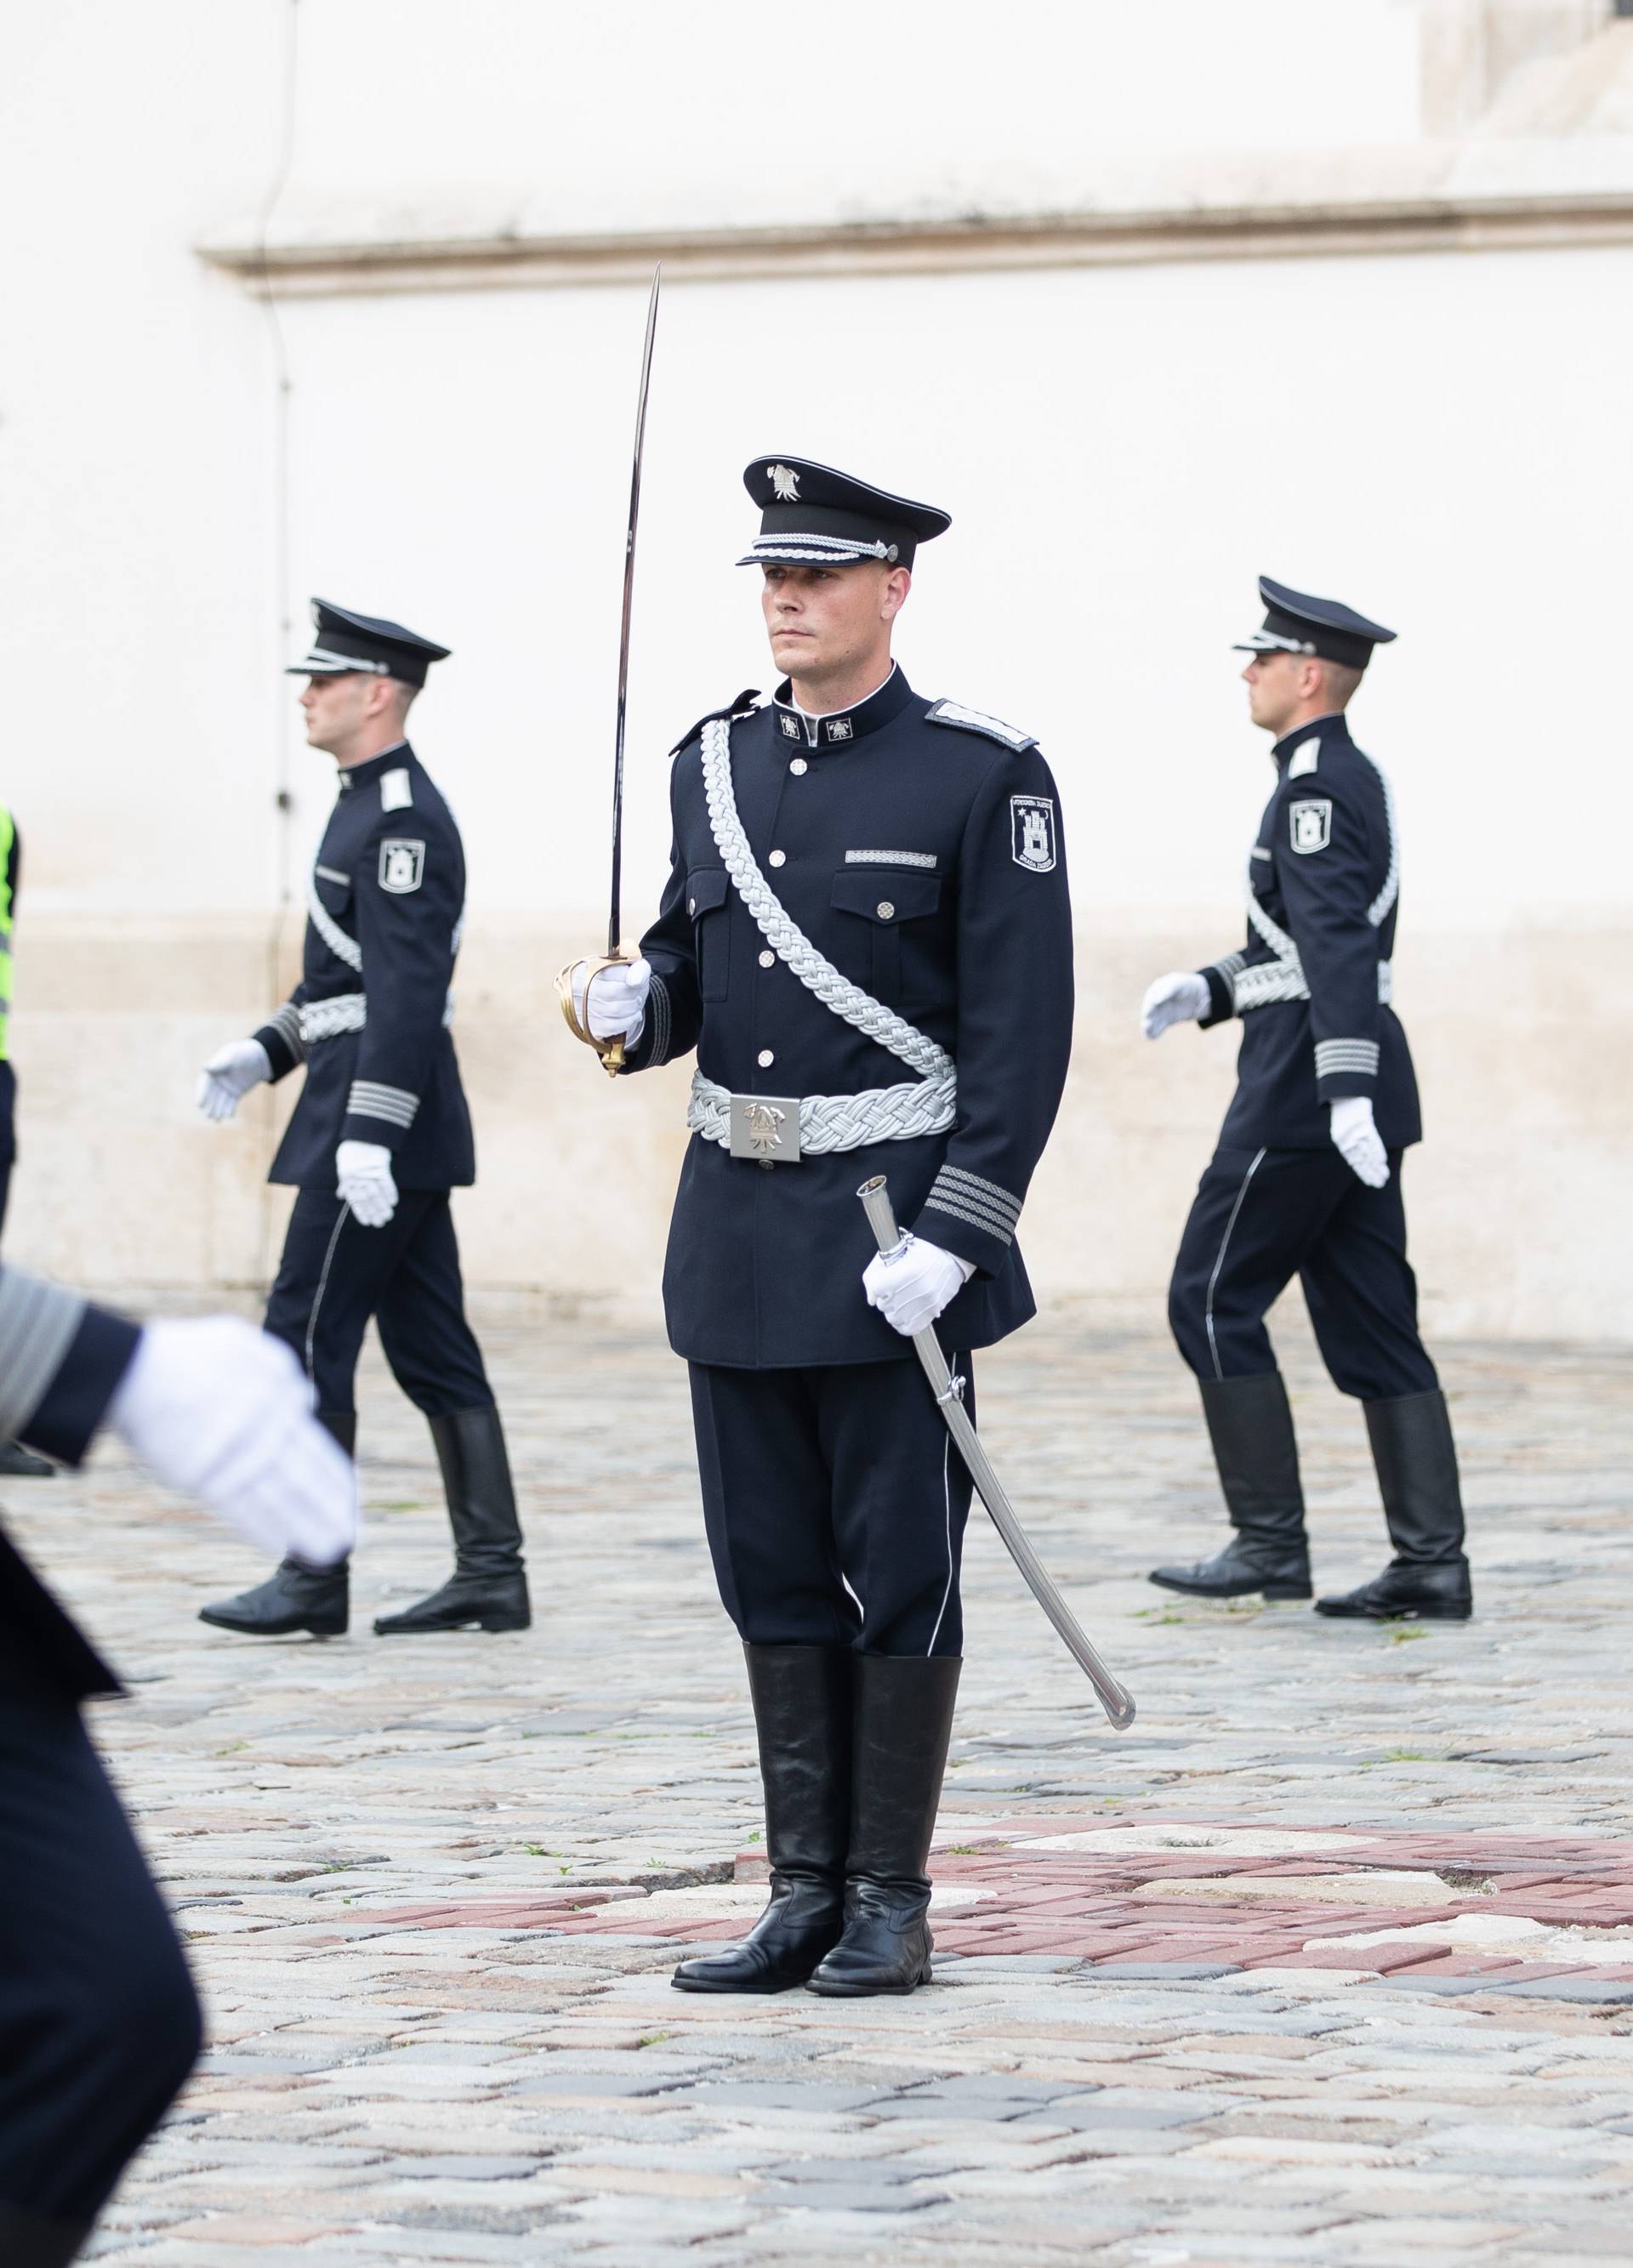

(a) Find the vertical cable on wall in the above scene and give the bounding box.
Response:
[253,0,301,1266]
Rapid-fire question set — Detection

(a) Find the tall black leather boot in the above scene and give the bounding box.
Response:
[374,1405,530,1635]
[805,1653,961,1998]
[674,1645,851,1992]
[1150,1372,1312,1600]
[197,1411,353,1636]
[0,2200,94,2267]
[1317,1390,1471,1620]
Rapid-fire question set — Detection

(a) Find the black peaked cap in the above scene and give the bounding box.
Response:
[737,456,950,570]
[1234,575,1397,672]
[287,598,452,687]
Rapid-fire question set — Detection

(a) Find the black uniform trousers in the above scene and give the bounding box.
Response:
[1169,1145,1438,1401]
[264,1188,492,1418]
[689,1354,974,1657]
[0,1689,202,2247]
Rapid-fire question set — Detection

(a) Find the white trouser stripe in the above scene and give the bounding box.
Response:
[1204,1149,1266,1384]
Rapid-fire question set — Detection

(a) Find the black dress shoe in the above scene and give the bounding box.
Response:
[374,1569,530,1635]
[674,1645,851,1994]
[199,1557,349,1637]
[805,1653,960,2000]
[1149,1537,1312,1601]
[1316,1559,1472,1620]
[0,1439,54,1477]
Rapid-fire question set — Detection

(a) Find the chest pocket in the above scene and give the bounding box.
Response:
[830,868,944,1004]
[686,867,731,1002]
[314,865,353,918]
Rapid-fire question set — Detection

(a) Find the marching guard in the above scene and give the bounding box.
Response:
[195,600,529,1639]
[0,1273,353,2265]
[565,458,1073,1995]
[1141,577,1470,1620]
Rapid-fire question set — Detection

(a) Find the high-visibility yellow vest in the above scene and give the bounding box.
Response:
[0,806,14,1062]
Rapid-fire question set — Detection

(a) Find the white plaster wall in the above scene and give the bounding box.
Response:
[0,1,1627,1337]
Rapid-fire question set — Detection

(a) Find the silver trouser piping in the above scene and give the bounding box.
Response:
[1233,958,1393,1014]
[686,1067,957,1155]
[300,992,456,1044]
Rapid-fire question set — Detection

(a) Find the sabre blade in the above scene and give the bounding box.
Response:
[608,264,662,959]
[856,1174,1136,1731]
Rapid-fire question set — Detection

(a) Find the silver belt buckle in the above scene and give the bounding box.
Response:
[728,1092,803,1166]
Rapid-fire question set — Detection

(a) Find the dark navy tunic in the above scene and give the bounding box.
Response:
[1197,712,1421,1151]
[253,742,475,1190]
[623,668,1074,1369]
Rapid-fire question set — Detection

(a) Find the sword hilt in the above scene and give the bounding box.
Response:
[555,947,635,1080]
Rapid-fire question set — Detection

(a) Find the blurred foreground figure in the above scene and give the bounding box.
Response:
[565,458,1073,1996]
[1141,577,1469,1622]
[0,1272,354,2266]
[0,805,59,1480]
[196,602,528,1639]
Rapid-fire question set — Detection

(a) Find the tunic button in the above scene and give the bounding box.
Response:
[876,901,896,920]
[789,758,808,776]
[757,1049,775,1068]
[768,850,787,867]
[759,949,775,969]
[687,896,696,915]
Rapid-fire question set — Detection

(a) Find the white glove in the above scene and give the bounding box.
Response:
[569,955,651,1045]
[196,1038,271,1122]
[336,1139,398,1228]
[1141,971,1211,1040]
[108,1318,356,1566]
[862,1232,976,1338]
[1330,1095,1390,1189]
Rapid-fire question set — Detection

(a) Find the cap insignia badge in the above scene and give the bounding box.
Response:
[768,463,800,501]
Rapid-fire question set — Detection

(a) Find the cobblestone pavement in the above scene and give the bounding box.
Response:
[10,1305,1633,2266]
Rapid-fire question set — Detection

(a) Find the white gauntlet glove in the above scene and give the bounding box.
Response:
[862,1232,976,1338]
[336,1139,398,1228]
[1330,1095,1389,1189]
[569,954,651,1045]
[1141,971,1211,1040]
[196,1038,271,1123]
[108,1318,356,1566]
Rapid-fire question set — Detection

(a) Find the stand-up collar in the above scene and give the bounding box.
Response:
[1272,712,1351,774]
[770,663,914,751]
[337,741,413,793]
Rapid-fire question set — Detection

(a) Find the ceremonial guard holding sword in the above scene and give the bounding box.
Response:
[564,446,1105,1998]
[1141,577,1471,1623]
[194,601,529,1641]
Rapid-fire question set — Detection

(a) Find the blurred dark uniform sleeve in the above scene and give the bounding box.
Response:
[1272,776,1383,1103]
[0,1268,202,2262]
[909,747,1074,1276]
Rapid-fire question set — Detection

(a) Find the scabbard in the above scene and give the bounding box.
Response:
[856,1175,1136,1731]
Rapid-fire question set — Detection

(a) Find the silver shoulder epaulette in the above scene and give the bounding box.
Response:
[925,698,1038,753]
[380,765,414,811]
[669,689,763,760]
[1286,737,1321,780]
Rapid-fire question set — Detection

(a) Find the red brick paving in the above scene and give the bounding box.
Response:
[346,1815,1633,1989]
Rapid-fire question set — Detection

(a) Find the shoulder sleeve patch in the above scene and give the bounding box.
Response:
[1286,737,1321,780]
[380,766,413,811]
[669,688,762,760]
[925,698,1038,753]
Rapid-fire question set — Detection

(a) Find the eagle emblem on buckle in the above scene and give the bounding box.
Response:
[768,463,800,501]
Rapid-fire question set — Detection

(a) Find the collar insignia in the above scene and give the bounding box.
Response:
[825,717,853,742]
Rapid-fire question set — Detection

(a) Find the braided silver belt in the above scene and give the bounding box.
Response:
[687,1066,957,1157]
[299,992,455,1044]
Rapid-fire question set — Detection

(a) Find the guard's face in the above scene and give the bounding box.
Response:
[299,671,374,753]
[760,561,908,685]
[1242,651,1303,735]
